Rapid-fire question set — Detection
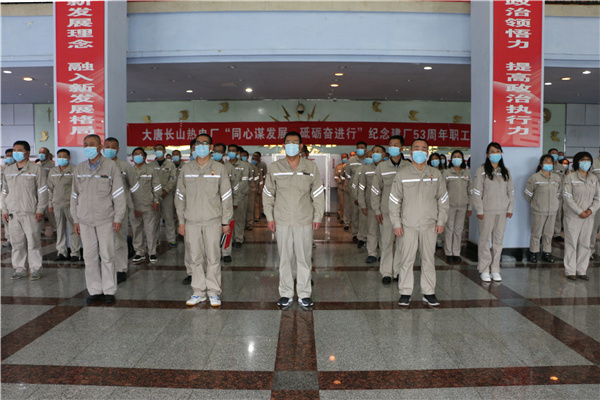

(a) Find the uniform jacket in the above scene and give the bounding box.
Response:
[524,170,562,215]
[1,161,48,216]
[562,170,600,217]
[471,165,515,215]
[48,164,75,209]
[370,158,406,216]
[148,159,177,194]
[443,167,472,210]
[133,163,162,211]
[358,163,378,210]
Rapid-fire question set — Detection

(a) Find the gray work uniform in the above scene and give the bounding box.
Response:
[358,162,380,258]
[442,168,472,257]
[38,158,56,235]
[389,164,449,296]
[562,170,600,276]
[230,159,253,244]
[71,156,126,296]
[263,158,325,299]
[131,163,161,257]
[524,171,562,254]
[334,162,345,221]
[1,166,10,244]
[114,158,141,273]
[221,161,238,258]
[371,158,405,278]
[341,162,353,228]
[48,164,81,258]
[175,159,233,297]
[553,162,565,237]
[255,160,268,220]
[1,161,48,273]
[590,156,600,256]
[246,163,260,228]
[471,165,515,274]
[344,156,366,237]
[148,159,177,243]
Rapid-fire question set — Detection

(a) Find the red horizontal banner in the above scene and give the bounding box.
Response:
[127,122,471,147]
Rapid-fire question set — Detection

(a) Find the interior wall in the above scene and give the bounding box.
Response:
[565,104,600,156]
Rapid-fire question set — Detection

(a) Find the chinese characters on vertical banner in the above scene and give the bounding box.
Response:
[55,1,105,147]
[493,0,543,147]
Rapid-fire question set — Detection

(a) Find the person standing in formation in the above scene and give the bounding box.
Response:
[345,143,368,245]
[443,150,472,263]
[149,144,178,248]
[358,147,385,264]
[334,153,348,222]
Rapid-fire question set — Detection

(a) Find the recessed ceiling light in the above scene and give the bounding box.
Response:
[245,88,253,93]
[23,77,34,81]
[3,70,12,74]
[186,90,193,93]
[228,65,237,69]
[334,73,344,76]
[330,84,339,87]
[582,70,591,75]
[424,66,433,70]
[561,77,571,81]
[544,82,552,85]
[150,66,159,70]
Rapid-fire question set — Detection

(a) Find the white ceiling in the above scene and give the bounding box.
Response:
[1,62,598,105]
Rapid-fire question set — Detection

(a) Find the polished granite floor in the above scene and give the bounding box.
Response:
[1,216,599,399]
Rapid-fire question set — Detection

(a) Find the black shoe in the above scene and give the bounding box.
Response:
[311,279,314,286]
[352,236,358,244]
[85,294,104,305]
[527,252,538,264]
[542,252,554,263]
[132,254,144,264]
[343,226,349,231]
[423,294,440,306]
[80,248,84,261]
[277,297,292,307]
[382,276,392,285]
[577,275,589,281]
[366,256,377,263]
[223,256,232,263]
[393,275,399,282]
[566,275,577,281]
[553,236,564,243]
[149,254,157,263]
[298,297,313,307]
[357,240,366,249]
[54,253,68,262]
[445,255,454,263]
[116,272,127,284]
[104,295,116,304]
[182,275,192,285]
[70,255,81,262]
[454,256,463,263]
[398,295,411,306]
[234,242,242,249]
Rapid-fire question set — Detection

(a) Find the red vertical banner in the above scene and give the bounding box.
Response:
[55,0,105,147]
[493,0,543,147]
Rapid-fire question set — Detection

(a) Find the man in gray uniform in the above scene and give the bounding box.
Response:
[344,142,368,245]
[38,147,55,237]
[149,144,178,247]
[253,152,268,222]
[263,131,325,308]
[71,135,126,305]
[2,140,48,280]
[228,144,253,248]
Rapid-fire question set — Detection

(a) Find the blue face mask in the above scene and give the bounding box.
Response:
[190,152,196,160]
[154,150,164,159]
[133,155,144,164]
[388,147,401,157]
[57,158,69,167]
[489,153,502,164]
[212,152,223,162]
[579,161,592,172]
[452,158,463,167]
[372,153,383,163]
[551,154,558,162]
[342,158,348,164]
[84,146,98,160]
[558,156,564,161]
[4,157,14,165]
[356,149,365,157]
[39,153,46,161]
[172,156,180,163]
[196,145,210,159]
[431,159,440,168]
[251,159,258,165]
[383,157,389,161]
[542,164,553,172]
[104,149,117,159]
[12,152,25,162]
[285,143,300,157]
[441,159,447,166]
[412,151,428,164]
[241,156,248,162]
[228,152,237,160]
[364,157,373,164]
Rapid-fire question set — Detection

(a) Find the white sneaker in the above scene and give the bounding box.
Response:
[209,296,221,307]
[480,272,491,282]
[186,295,206,306]
[491,273,502,282]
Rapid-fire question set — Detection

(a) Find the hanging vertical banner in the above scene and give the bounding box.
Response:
[493,0,543,147]
[55,0,105,147]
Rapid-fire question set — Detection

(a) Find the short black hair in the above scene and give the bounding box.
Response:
[228,144,239,151]
[105,137,119,145]
[548,148,559,154]
[284,131,302,144]
[373,145,386,153]
[241,150,249,157]
[132,147,147,156]
[172,150,181,156]
[411,138,429,148]
[196,134,213,145]
[84,134,101,146]
[13,140,31,153]
[572,151,593,171]
[5,149,13,155]
[357,141,367,148]
[254,152,262,157]
[154,143,166,150]
[189,138,196,148]
[389,135,405,145]
[57,148,70,157]
[214,143,226,153]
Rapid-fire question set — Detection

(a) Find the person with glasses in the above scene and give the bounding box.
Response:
[263,131,325,308]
